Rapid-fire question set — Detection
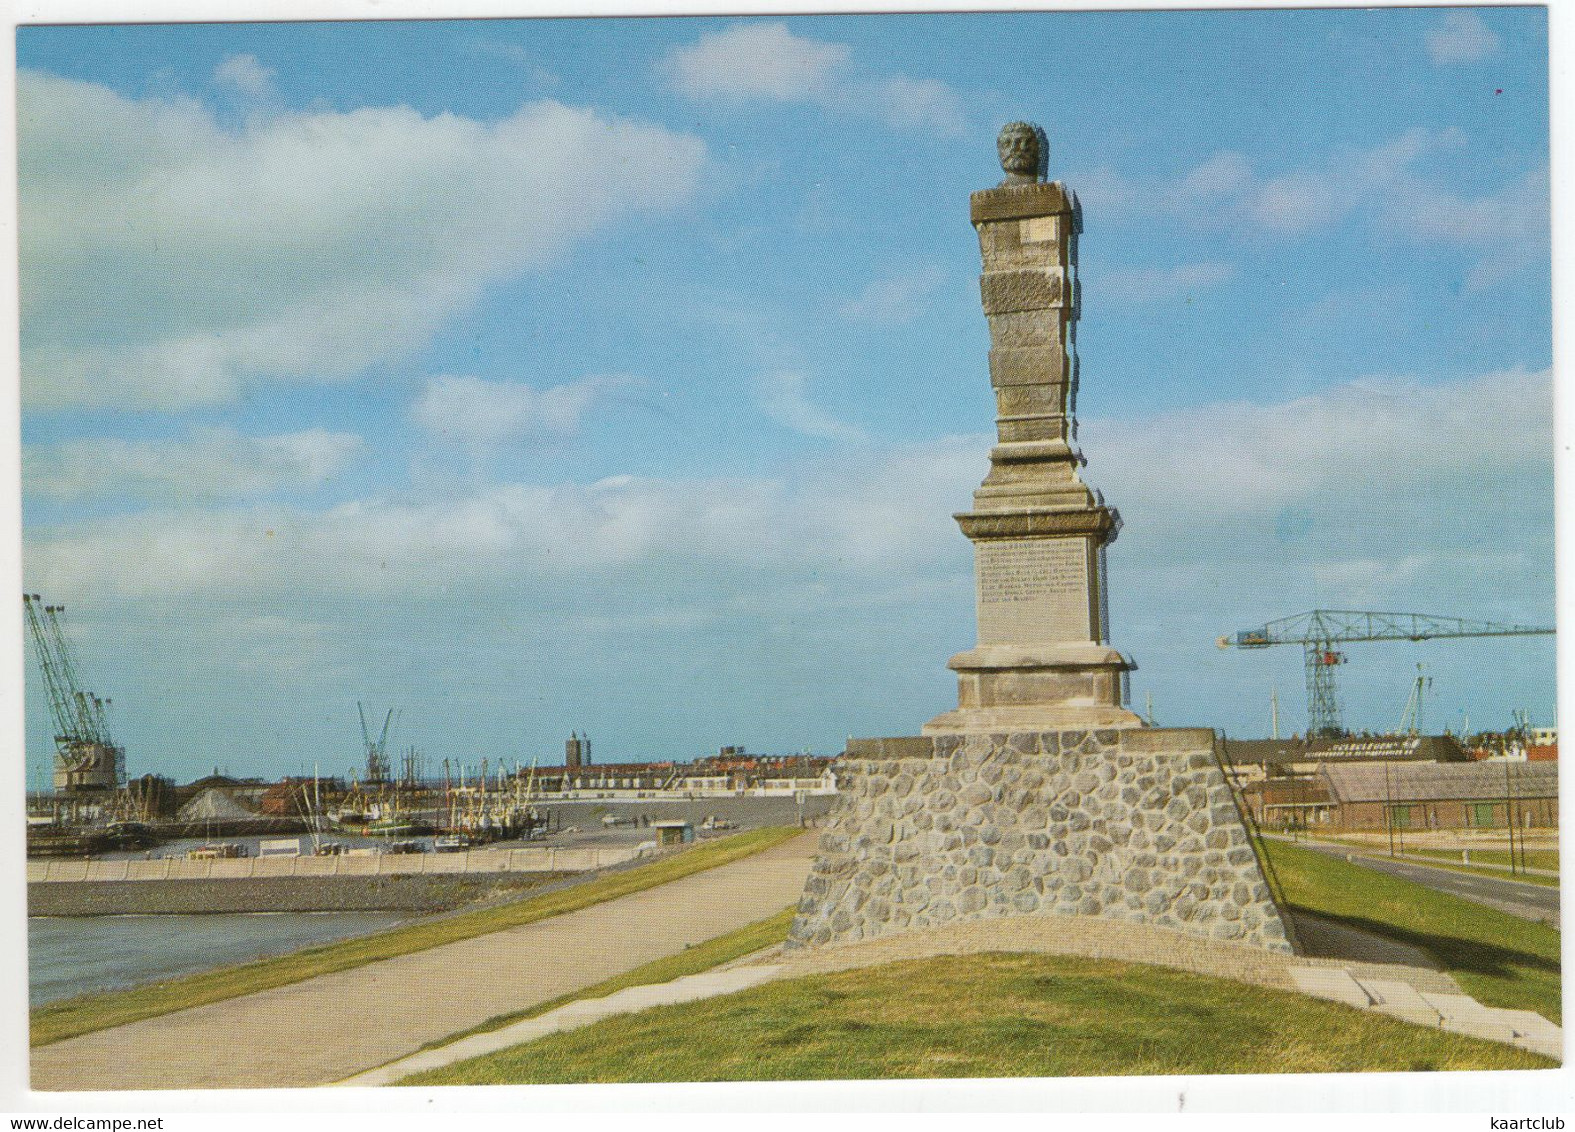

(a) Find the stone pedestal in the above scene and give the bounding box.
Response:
[923,156,1140,734]
[786,730,1294,954]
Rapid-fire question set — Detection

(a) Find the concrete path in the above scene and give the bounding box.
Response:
[1286,838,1560,925]
[340,963,785,1086]
[31,833,817,1092]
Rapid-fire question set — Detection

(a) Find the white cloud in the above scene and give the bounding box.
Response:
[212,53,275,99]
[839,266,945,323]
[411,374,638,444]
[24,367,1554,772]
[659,22,965,136]
[1097,261,1235,304]
[1426,11,1502,64]
[25,368,1548,618]
[1084,366,1552,577]
[1180,151,1252,198]
[1383,168,1550,289]
[863,75,966,137]
[23,435,982,603]
[1071,129,1544,285]
[753,371,868,443]
[661,22,848,101]
[461,39,561,87]
[18,70,708,409]
[23,427,364,501]
[1085,367,1554,729]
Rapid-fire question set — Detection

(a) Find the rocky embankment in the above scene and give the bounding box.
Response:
[29,872,566,916]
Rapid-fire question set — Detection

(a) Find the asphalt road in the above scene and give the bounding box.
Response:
[1292,839,1560,926]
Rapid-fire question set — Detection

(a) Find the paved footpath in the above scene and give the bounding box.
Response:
[32,833,817,1092]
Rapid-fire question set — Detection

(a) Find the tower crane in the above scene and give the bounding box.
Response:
[359,703,398,784]
[1217,610,1553,738]
[1397,663,1433,737]
[23,594,125,792]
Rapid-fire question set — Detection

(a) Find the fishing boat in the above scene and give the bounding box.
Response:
[105,820,159,849]
[186,841,247,860]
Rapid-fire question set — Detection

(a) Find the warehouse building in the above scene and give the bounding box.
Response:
[1318,760,1557,831]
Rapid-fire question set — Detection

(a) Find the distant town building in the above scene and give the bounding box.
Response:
[1221,735,1469,775]
[1244,760,1556,831]
[565,731,591,771]
[523,751,837,798]
[1320,761,1556,831]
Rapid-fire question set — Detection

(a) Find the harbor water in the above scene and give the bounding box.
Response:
[29,911,410,1005]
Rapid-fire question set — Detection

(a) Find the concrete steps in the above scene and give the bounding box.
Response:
[1417,993,1563,1060]
[1479,1007,1563,1061]
[1289,964,1562,1062]
[1287,966,1373,1009]
[1350,976,1444,1028]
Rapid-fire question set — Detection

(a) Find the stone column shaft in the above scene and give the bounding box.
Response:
[925,142,1139,734]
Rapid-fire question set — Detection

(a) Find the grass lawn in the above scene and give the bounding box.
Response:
[400,952,1553,1085]
[31,826,804,1048]
[1405,846,1559,874]
[1387,856,1560,890]
[1264,840,1561,1023]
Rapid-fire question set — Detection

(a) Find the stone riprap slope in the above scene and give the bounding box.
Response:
[28,872,568,916]
[788,728,1292,953]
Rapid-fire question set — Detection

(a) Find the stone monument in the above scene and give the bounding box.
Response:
[786,123,1294,955]
[927,120,1138,735]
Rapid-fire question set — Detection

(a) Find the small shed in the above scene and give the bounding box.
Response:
[652,819,694,847]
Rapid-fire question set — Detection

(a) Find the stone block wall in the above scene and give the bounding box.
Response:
[786,728,1293,954]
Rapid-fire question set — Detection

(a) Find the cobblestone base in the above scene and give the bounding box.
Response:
[787,728,1293,953]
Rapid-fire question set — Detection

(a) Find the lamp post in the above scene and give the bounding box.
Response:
[1384,761,1395,859]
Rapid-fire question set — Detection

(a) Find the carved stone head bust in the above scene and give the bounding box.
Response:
[997,121,1042,185]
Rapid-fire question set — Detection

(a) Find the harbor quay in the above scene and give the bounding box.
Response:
[27,792,839,917]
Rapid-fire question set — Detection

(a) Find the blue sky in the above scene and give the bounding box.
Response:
[16,9,1554,786]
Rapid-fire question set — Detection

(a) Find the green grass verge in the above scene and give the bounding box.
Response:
[1404,846,1559,874]
[1312,837,1558,875]
[400,953,1552,1085]
[400,905,798,1059]
[1265,840,1561,1023]
[31,826,804,1048]
[1386,855,1560,889]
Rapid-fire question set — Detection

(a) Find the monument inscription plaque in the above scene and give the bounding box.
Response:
[975,538,1092,644]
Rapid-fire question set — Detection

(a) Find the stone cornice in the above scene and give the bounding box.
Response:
[970,181,1072,224]
[954,506,1119,542]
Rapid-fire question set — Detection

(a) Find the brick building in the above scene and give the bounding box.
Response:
[1319,761,1557,831]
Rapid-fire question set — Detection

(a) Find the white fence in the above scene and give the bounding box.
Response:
[27,844,642,883]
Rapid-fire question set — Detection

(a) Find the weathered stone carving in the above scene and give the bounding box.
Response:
[996,120,1043,185]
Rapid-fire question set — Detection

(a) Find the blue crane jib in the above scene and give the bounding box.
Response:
[1225,610,1554,648]
[1218,608,1553,738]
